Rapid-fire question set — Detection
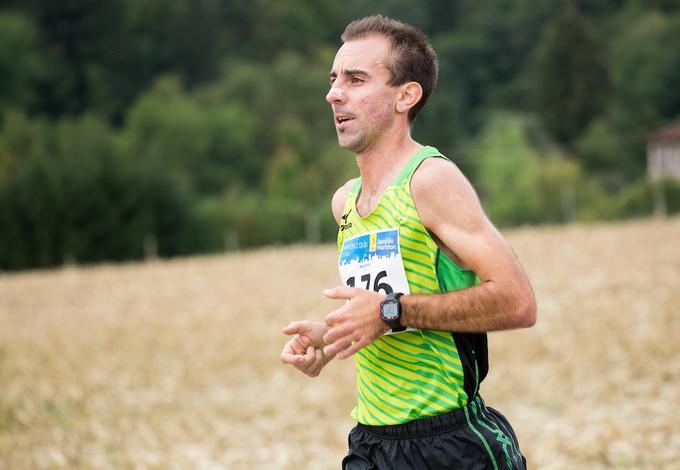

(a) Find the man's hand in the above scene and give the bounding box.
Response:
[322,286,390,360]
[280,321,332,377]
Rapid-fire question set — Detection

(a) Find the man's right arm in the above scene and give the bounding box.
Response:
[279,179,356,377]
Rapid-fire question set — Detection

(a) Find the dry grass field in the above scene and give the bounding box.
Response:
[1,217,679,469]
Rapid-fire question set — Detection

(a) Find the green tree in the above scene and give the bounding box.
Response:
[578,10,680,185]
[474,112,585,226]
[0,12,46,113]
[416,0,562,163]
[534,3,609,148]
[121,76,259,194]
[0,112,202,270]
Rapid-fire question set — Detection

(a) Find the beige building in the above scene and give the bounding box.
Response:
[647,122,680,180]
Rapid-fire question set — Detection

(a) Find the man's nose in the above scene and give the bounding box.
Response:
[326,86,346,104]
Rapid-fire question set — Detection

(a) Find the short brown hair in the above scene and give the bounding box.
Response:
[341,15,438,123]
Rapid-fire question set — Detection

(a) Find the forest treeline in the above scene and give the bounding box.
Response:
[1,0,679,270]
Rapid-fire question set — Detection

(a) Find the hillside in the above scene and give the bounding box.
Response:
[1,218,679,469]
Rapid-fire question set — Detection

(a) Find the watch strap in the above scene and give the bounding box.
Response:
[382,292,405,332]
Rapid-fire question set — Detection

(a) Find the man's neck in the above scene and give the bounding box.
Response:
[355,130,422,194]
[352,126,423,217]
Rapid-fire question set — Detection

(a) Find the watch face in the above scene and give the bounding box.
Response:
[382,302,399,320]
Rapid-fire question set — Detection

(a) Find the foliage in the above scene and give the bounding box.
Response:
[534,4,609,148]
[474,113,586,226]
[0,12,46,113]
[592,9,680,183]
[1,0,679,269]
[582,178,680,220]
[121,76,259,194]
[0,112,201,270]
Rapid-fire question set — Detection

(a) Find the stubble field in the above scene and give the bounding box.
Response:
[0,217,679,469]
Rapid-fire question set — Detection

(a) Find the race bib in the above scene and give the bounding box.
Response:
[338,228,413,334]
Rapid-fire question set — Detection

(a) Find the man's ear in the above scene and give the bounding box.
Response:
[395,82,423,115]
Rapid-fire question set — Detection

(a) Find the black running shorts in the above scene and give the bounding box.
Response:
[342,395,526,470]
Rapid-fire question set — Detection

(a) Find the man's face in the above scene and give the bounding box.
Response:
[326,35,400,153]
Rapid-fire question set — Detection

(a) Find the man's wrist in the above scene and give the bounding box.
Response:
[380,292,406,332]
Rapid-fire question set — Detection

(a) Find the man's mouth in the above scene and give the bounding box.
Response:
[335,114,354,126]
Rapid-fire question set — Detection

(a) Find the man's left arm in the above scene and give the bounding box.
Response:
[400,157,536,332]
[323,158,536,359]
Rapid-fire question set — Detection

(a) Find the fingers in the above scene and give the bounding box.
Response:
[306,348,326,376]
[323,314,355,343]
[281,320,332,377]
[282,321,305,335]
[323,306,370,358]
[301,346,322,376]
[336,338,366,360]
[323,332,364,359]
[323,285,362,301]
[280,350,303,365]
[324,303,350,328]
[281,329,328,377]
[280,337,306,365]
[281,345,326,377]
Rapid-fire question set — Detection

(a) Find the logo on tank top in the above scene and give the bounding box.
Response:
[340,209,353,231]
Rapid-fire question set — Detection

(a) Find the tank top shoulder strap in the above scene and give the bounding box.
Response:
[350,177,362,194]
[347,146,449,201]
[393,146,450,187]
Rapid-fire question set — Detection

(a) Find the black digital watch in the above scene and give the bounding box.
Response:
[380,292,406,332]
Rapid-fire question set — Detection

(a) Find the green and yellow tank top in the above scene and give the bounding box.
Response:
[337,146,489,425]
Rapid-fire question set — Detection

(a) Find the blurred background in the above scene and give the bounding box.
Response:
[1,0,680,271]
[1,2,680,469]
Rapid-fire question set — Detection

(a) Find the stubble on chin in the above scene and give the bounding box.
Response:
[336,130,365,153]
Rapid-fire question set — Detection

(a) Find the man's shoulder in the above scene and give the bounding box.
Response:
[333,178,358,204]
[410,155,482,230]
[411,156,471,195]
[331,178,358,224]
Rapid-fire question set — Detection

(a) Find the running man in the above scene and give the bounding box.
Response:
[280,15,536,469]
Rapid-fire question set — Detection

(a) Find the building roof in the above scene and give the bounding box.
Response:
[648,122,680,144]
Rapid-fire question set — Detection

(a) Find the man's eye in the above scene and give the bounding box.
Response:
[350,77,363,84]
